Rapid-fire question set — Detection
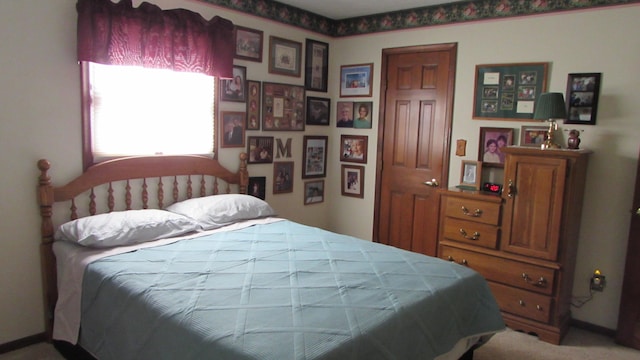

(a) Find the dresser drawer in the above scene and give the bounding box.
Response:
[439,246,555,295]
[442,217,499,249]
[444,196,500,225]
[489,282,552,323]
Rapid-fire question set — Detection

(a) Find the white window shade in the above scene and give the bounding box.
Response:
[89,63,215,161]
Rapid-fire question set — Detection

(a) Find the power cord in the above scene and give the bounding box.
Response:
[571,283,595,308]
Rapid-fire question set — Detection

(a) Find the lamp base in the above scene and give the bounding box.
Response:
[541,118,561,150]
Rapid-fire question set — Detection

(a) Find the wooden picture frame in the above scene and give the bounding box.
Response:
[302,135,328,178]
[340,135,367,163]
[304,39,328,92]
[520,125,548,147]
[273,161,294,194]
[340,63,373,97]
[246,80,261,130]
[352,101,373,129]
[220,111,246,148]
[261,82,305,131]
[336,101,354,128]
[248,176,266,200]
[306,96,330,125]
[473,62,549,120]
[565,72,601,125]
[220,65,247,102]
[341,164,364,198]
[247,136,274,164]
[478,127,514,167]
[304,180,325,205]
[459,160,482,190]
[268,36,302,77]
[234,26,263,62]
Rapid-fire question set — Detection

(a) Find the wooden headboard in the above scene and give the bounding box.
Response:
[37,153,248,339]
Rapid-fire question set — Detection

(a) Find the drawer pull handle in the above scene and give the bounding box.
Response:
[518,300,525,306]
[522,273,547,287]
[507,180,516,198]
[446,256,468,266]
[459,228,480,240]
[536,305,543,311]
[461,206,482,217]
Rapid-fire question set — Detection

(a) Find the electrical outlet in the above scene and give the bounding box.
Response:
[590,269,605,291]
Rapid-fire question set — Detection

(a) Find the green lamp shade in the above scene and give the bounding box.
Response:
[533,92,567,120]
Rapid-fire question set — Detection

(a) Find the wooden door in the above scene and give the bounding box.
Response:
[374,44,456,256]
[501,154,566,261]
[616,147,640,350]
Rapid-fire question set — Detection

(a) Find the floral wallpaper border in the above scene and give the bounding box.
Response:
[199,0,638,37]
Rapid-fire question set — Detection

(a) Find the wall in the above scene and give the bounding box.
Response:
[328,6,640,330]
[0,0,638,344]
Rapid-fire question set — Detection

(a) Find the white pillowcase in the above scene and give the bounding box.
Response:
[55,209,201,248]
[165,194,276,230]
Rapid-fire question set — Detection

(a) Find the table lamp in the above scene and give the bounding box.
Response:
[533,92,567,149]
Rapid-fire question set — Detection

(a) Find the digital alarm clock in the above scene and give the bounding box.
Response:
[483,182,502,194]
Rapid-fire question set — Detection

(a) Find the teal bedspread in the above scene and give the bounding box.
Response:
[79,220,504,359]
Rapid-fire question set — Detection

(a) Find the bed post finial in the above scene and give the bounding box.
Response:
[239,152,248,194]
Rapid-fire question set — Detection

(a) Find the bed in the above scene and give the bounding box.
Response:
[37,154,504,359]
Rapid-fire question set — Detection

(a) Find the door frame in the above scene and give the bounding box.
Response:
[372,43,457,244]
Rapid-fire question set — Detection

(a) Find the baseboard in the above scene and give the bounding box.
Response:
[0,332,47,355]
[571,318,617,338]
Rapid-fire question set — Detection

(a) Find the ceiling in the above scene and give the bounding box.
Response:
[275,0,457,20]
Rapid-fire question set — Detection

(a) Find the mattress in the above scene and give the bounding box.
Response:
[59,219,504,359]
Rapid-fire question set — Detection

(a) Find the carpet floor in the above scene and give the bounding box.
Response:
[1,327,639,359]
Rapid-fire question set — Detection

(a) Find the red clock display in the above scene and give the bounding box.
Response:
[483,182,502,194]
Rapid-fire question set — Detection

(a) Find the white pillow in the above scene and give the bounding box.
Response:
[55,209,201,248]
[165,194,276,230]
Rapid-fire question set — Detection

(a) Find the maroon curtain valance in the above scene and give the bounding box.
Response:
[77,0,234,78]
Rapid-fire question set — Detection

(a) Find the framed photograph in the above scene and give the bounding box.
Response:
[473,62,549,120]
[220,111,245,148]
[248,176,266,200]
[459,160,482,190]
[340,63,373,97]
[268,36,302,77]
[352,101,373,129]
[306,96,330,125]
[246,80,261,130]
[340,135,367,163]
[302,135,328,178]
[478,127,514,167]
[336,101,354,128]
[234,26,263,62]
[262,82,305,131]
[304,39,329,92]
[341,165,364,198]
[520,125,548,147]
[247,136,274,164]
[304,180,324,205]
[273,161,294,194]
[220,65,247,102]
[565,73,601,125]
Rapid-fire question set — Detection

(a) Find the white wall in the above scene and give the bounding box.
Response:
[0,0,638,344]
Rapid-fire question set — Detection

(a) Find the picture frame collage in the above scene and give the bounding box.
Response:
[227,29,376,202]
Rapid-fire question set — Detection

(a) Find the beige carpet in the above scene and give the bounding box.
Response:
[1,327,639,359]
[474,327,640,360]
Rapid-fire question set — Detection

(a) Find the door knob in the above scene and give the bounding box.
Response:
[423,179,439,187]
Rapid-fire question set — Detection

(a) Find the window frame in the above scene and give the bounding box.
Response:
[80,62,219,171]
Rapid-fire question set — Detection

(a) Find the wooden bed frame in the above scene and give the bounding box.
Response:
[37,154,248,340]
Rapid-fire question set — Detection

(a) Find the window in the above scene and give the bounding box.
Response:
[82,62,217,168]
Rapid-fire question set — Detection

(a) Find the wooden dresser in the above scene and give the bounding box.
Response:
[438,147,591,344]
